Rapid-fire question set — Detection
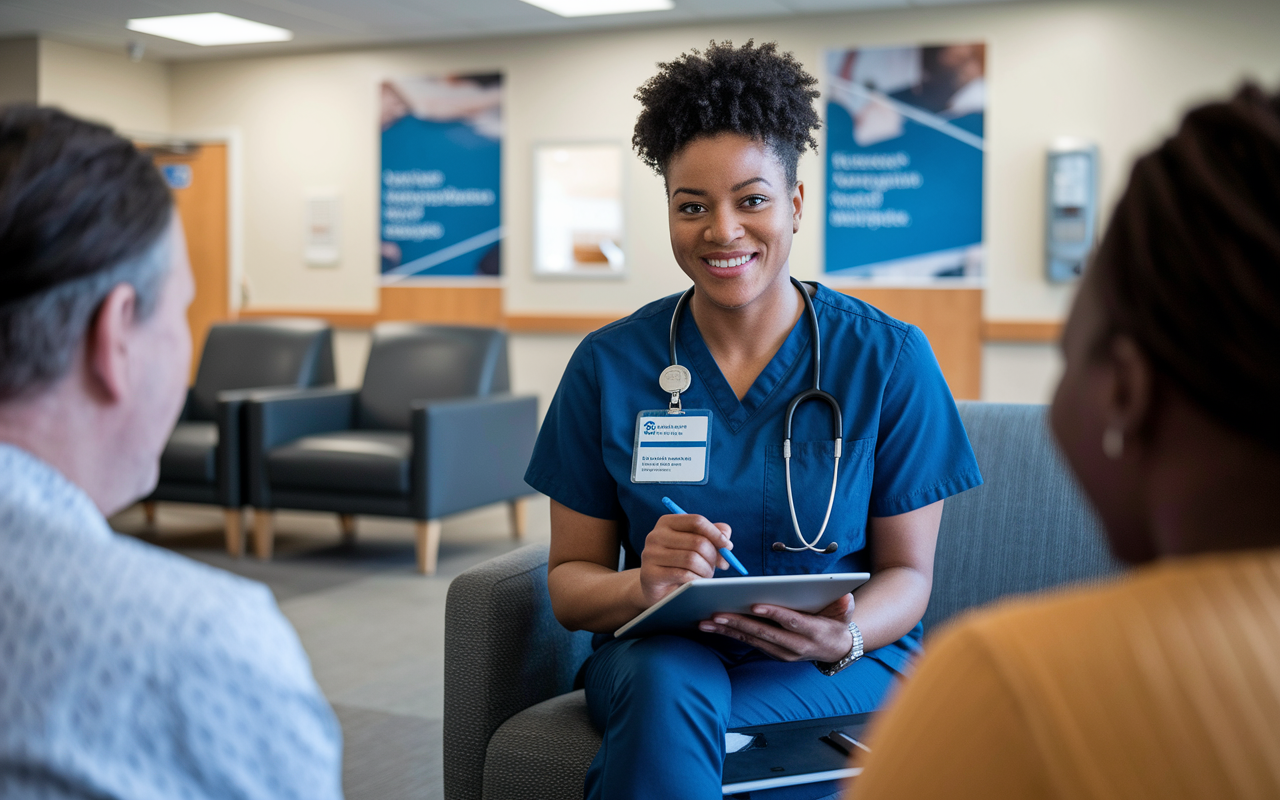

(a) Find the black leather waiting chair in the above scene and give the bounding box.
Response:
[245,323,537,575]
[146,318,335,555]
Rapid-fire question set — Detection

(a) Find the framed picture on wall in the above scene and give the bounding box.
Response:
[380,72,503,281]
[532,142,626,278]
[824,43,986,284]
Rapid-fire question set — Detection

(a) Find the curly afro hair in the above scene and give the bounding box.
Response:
[632,40,821,187]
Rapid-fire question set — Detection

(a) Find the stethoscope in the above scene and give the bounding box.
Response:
[663,276,844,555]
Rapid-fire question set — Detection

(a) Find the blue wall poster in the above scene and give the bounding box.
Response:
[380,73,502,280]
[824,44,985,282]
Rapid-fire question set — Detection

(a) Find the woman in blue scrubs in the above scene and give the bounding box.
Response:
[524,41,983,800]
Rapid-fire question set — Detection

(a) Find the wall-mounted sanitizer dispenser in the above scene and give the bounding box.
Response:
[1046,139,1099,282]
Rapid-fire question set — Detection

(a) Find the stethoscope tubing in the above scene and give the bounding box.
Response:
[668,277,844,555]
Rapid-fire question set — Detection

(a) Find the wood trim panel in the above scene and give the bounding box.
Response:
[838,287,983,400]
[238,305,619,333]
[982,320,1063,342]
[241,286,616,333]
[237,289,1077,396]
[237,307,382,327]
[237,286,502,328]
[379,286,503,326]
[504,313,623,333]
[236,300,1065,343]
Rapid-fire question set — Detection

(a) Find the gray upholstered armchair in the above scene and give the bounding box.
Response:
[146,318,335,555]
[442,402,1125,799]
[245,323,537,575]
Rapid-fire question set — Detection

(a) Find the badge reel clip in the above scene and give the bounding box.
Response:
[630,324,713,485]
[661,365,692,412]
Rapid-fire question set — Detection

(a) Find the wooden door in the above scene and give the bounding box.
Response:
[150,143,229,381]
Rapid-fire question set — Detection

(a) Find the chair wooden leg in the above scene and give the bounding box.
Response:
[253,510,275,560]
[415,520,442,576]
[224,508,244,558]
[339,514,357,544]
[143,501,157,528]
[508,498,527,541]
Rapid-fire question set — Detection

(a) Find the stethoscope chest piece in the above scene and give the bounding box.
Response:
[665,278,845,556]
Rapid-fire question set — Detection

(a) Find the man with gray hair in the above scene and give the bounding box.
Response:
[0,106,343,798]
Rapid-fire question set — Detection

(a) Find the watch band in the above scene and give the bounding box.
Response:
[815,621,864,676]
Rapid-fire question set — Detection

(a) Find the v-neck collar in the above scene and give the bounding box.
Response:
[676,298,813,433]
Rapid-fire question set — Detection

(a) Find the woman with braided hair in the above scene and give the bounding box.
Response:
[853,84,1280,799]
[524,41,982,799]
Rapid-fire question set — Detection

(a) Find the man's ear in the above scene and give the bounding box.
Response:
[792,181,805,233]
[85,283,138,404]
[1105,333,1155,444]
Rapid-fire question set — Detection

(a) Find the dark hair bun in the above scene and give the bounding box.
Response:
[632,40,820,186]
[1096,83,1280,448]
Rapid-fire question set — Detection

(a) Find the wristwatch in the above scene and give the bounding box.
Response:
[815,621,864,676]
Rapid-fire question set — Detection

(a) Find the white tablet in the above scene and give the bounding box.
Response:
[614,573,870,639]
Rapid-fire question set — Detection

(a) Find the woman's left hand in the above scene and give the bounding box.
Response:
[698,593,855,663]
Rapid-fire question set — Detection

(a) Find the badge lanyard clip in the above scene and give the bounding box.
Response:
[662,287,695,414]
[661,365,691,413]
[632,289,708,485]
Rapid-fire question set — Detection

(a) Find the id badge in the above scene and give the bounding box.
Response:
[630,409,713,484]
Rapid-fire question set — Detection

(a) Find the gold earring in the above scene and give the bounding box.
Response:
[1102,425,1124,460]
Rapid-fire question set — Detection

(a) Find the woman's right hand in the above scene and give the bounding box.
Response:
[639,513,733,606]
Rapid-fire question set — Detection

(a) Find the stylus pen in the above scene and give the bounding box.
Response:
[660,496,749,576]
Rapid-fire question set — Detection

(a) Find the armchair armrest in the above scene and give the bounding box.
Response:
[212,391,247,507]
[178,387,196,422]
[411,393,538,520]
[246,388,358,508]
[215,385,314,405]
[443,543,594,800]
[210,387,314,508]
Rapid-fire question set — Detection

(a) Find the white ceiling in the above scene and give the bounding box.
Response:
[0,0,1022,62]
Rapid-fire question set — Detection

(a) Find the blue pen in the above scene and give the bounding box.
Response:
[660,496,749,576]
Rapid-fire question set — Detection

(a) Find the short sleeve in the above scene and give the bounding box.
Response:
[870,325,982,517]
[524,334,619,520]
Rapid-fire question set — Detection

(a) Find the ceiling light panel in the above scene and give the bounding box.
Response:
[126,13,294,46]
[519,0,675,17]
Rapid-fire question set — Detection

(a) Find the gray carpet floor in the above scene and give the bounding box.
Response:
[110,497,553,800]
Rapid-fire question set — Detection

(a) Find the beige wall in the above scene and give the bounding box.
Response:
[0,37,39,107]
[30,1,1277,406]
[162,0,1280,408]
[38,38,170,136]
[983,342,1062,404]
[168,0,1280,321]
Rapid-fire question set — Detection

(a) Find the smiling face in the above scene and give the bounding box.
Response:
[665,133,804,311]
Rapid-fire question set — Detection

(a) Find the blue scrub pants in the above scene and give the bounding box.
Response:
[583,633,897,800]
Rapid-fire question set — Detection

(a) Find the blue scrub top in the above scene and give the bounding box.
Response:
[525,283,982,673]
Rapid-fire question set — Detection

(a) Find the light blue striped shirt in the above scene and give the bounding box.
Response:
[0,444,343,799]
